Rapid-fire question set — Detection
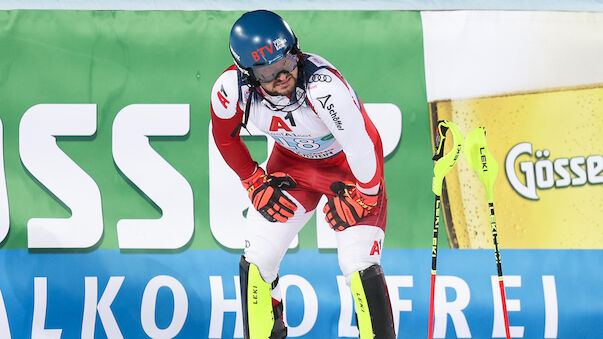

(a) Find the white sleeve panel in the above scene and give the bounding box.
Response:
[210,69,240,119]
[307,68,378,185]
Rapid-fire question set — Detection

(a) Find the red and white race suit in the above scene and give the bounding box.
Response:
[210,53,388,283]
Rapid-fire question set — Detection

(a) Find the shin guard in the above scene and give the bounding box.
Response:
[350,264,396,339]
[239,256,287,339]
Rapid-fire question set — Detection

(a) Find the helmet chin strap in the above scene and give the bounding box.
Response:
[259,86,307,113]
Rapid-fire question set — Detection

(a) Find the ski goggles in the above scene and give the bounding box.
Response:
[252,53,299,83]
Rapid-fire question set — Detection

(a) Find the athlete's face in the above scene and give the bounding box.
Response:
[259,67,298,96]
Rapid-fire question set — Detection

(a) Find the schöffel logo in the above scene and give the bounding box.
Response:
[505,142,603,200]
[317,95,344,131]
[309,74,332,83]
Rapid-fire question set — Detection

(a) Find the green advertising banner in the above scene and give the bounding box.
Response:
[0,10,434,251]
[0,11,444,338]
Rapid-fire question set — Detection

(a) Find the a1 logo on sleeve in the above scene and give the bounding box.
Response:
[217,85,230,109]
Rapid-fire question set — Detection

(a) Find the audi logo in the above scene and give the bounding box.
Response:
[309,74,332,83]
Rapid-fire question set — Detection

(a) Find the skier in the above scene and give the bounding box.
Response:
[210,10,396,338]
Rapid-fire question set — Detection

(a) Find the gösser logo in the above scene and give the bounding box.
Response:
[309,74,332,83]
[505,142,603,200]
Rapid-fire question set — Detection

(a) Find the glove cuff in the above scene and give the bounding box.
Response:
[348,186,380,212]
[357,183,380,196]
[241,167,267,192]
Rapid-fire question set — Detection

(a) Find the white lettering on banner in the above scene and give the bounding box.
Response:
[113,104,194,249]
[82,276,125,339]
[543,276,558,338]
[491,276,524,338]
[208,104,402,249]
[0,287,11,338]
[208,276,243,338]
[16,104,193,249]
[505,142,603,200]
[385,275,413,337]
[569,157,587,186]
[1,274,560,337]
[32,277,62,339]
[280,275,318,337]
[13,103,396,249]
[433,276,472,338]
[553,158,571,187]
[505,143,538,199]
[141,275,188,339]
[587,155,603,184]
[0,119,9,244]
[20,104,103,248]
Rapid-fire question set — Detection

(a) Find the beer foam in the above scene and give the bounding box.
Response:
[422,11,603,101]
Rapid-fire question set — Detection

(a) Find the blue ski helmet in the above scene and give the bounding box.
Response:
[229,10,299,75]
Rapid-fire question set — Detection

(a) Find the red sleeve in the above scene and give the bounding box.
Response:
[210,65,257,180]
[210,103,257,180]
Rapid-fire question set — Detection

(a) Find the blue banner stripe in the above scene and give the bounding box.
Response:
[0,249,600,338]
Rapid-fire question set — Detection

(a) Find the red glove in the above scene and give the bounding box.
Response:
[323,181,380,231]
[242,168,298,223]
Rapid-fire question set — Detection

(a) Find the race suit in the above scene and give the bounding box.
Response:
[210,53,387,284]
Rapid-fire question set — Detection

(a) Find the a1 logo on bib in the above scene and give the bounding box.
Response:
[269,116,292,132]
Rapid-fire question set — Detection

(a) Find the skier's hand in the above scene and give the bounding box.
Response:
[323,181,380,231]
[242,167,297,223]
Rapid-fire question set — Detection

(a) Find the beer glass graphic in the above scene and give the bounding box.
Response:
[422,11,603,248]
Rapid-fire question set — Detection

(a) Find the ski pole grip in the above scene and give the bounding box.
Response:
[433,121,449,161]
[432,120,464,196]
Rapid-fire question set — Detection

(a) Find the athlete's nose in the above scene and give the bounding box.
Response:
[275,70,290,82]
